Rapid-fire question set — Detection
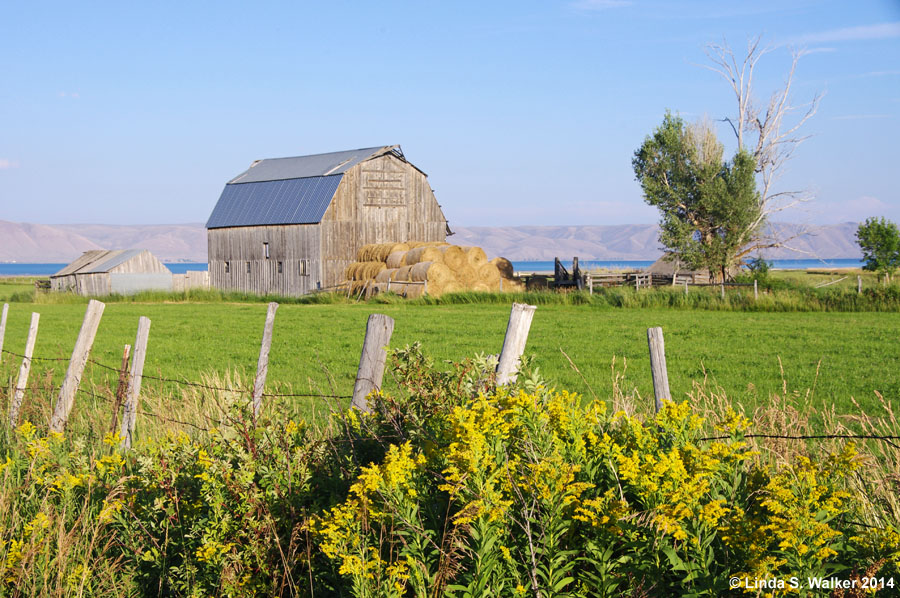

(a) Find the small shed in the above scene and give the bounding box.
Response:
[51,249,173,296]
[206,145,449,295]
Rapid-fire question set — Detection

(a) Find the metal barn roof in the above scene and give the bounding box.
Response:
[206,145,411,229]
[82,249,148,273]
[52,249,168,277]
[227,146,400,184]
[206,175,344,229]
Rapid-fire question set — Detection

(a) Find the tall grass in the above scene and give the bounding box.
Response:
[11,281,899,311]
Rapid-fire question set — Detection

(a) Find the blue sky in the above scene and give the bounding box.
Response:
[1,0,898,228]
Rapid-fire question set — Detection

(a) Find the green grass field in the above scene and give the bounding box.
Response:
[1,297,898,433]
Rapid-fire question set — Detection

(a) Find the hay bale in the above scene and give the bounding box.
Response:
[406,240,450,249]
[471,281,491,293]
[503,279,526,292]
[356,242,409,262]
[491,257,514,279]
[462,246,488,267]
[456,265,478,288]
[409,261,453,285]
[344,261,386,281]
[406,246,445,265]
[375,268,397,283]
[437,245,466,271]
[386,251,407,269]
[405,284,426,299]
[478,263,501,291]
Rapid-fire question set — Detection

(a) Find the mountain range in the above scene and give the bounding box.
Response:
[0,220,862,263]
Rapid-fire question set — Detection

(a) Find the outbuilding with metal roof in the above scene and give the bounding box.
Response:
[206,145,449,295]
[51,249,173,296]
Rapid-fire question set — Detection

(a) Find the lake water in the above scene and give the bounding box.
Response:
[510,258,865,273]
[0,258,864,276]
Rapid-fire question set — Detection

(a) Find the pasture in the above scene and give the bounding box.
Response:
[1,296,898,434]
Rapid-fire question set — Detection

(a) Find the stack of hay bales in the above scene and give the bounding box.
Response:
[342,241,524,298]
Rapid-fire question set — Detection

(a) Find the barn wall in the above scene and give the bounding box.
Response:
[51,275,76,292]
[319,154,447,289]
[75,273,110,296]
[110,274,173,294]
[208,224,321,295]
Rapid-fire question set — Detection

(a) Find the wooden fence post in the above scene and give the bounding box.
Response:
[647,327,671,412]
[720,281,725,300]
[858,275,862,294]
[0,303,8,364]
[684,280,688,296]
[351,314,395,412]
[120,317,150,449]
[754,279,758,300]
[252,302,278,418]
[109,344,131,434]
[588,274,593,295]
[50,299,105,433]
[496,302,538,385]
[9,312,40,427]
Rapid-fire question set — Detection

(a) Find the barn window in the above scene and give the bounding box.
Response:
[277,261,283,274]
[224,261,230,274]
[246,261,251,274]
[263,242,270,259]
[299,259,309,276]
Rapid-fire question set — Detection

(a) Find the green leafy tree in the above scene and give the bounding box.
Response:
[856,217,900,284]
[633,112,762,282]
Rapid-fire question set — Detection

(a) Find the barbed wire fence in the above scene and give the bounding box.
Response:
[1,299,899,538]
[1,300,898,450]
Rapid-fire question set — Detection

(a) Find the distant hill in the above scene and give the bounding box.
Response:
[0,221,207,263]
[0,220,862,263]
[452,223,863,260]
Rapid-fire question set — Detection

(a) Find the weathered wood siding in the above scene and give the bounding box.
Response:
[75,273,110,296]
[319,154,447,288]
[108,251,170,274]
[208,224,321,295]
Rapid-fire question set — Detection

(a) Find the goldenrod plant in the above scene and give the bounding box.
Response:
[0,344,897,596]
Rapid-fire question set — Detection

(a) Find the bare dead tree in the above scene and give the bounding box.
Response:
[704,36,823,258]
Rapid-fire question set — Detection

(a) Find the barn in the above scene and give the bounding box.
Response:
[206,145,449,295]
[51,249,173,296]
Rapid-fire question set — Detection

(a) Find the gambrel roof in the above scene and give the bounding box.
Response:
[206,145,413,229]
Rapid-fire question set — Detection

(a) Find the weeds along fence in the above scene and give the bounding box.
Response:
[1,299,898,452]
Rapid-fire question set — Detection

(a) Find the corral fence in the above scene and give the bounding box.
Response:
[0,299,897,453]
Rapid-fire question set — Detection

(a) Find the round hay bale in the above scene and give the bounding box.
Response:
[386,251,407,269]
[356,244,377,262]
[456,265,478,288]
[393,265,412,281]
[405,284,426,299]
[375,243,409,262]
[345,261,386,280]
[406,240,449,249]
[478,263,501,285]
[406,246,445,265]
[375,268,397,283]
[462,246,488,267]
[471,281,491,293]
[437,245,466,271]
[490,257,514,279]
[409,261,453,285]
